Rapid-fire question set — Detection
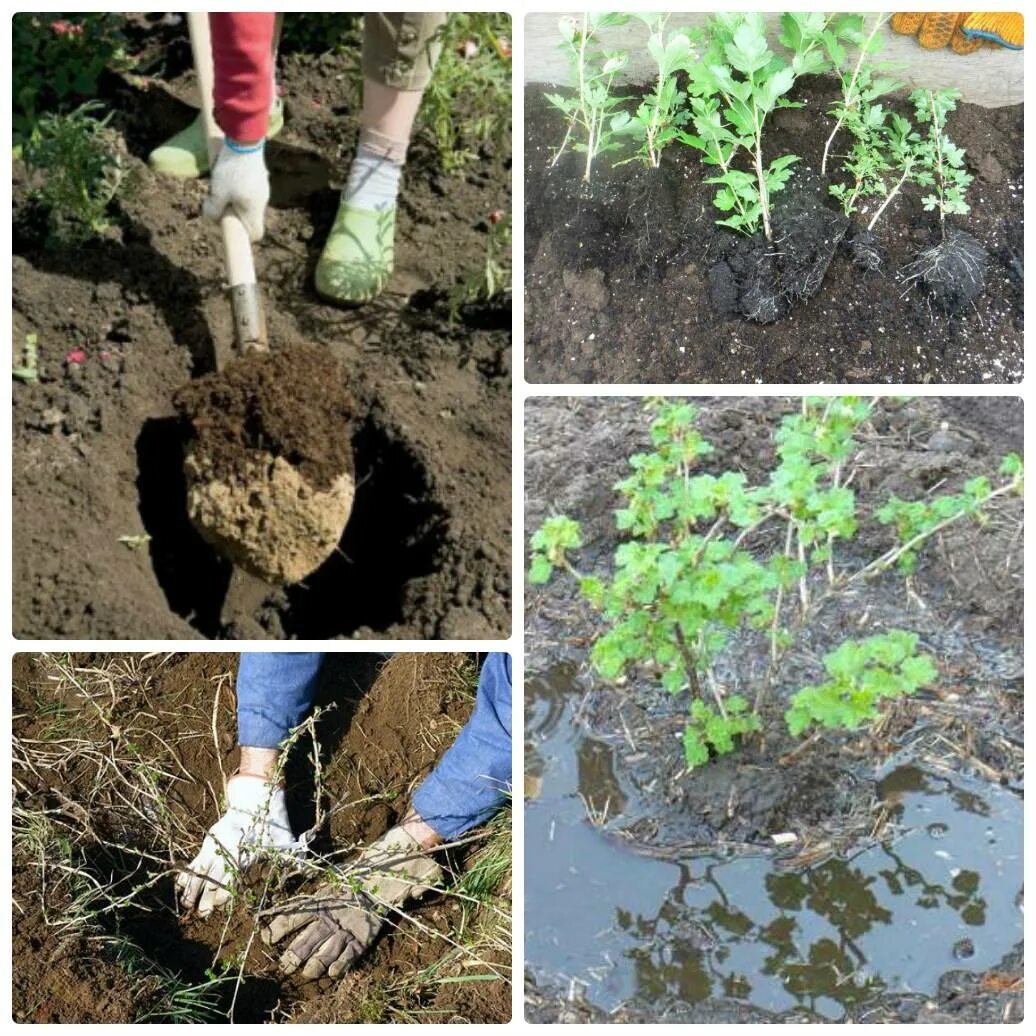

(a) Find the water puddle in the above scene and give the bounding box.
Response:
[526,666,1023,1021]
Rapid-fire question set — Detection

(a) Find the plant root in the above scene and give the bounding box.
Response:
[900,227,987,312]
[848,229,886,274]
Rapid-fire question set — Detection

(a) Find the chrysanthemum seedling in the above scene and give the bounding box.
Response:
[529,399,1022,770]
[545,12,631,181]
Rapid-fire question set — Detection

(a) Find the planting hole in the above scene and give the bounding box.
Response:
[137,413,446,639]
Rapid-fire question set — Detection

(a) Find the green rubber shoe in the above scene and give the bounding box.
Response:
[148,97,285,179]
[314,202,396,304]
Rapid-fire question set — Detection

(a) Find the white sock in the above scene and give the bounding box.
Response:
[343,144,403,212]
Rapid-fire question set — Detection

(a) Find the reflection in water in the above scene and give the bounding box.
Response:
[526,672,1023,1020]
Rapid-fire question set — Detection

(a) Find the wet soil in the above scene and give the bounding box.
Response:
[524,79,1023,384]
[524,396,1023,1023]
[13,24,512,639]
[12,652,511,1024]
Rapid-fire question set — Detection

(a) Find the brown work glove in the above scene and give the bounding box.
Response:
[262,826,443,980]
[891,13,1024,52]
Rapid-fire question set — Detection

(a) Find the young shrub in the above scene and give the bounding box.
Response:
[680,13,858,241]
[785,631,937,736]
[899,88,985,309]
[23,102,127,245]
[529,399,1022,771]
[611,13,694,168]
[545,13,631,181]
[821,13,901,176]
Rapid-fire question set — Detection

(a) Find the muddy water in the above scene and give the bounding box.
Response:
[526,667,1023,1021]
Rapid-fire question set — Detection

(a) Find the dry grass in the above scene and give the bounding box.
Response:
[12,652,512,1023]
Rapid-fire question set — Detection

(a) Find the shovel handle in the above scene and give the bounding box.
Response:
[188,12,267,352]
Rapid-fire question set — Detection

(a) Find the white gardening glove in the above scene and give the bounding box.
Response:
[202,139,269,242]
[262,826,443,980]
[176,773,299,917]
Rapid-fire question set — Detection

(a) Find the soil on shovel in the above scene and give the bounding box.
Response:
[524,78,1023,384]
[13,21,511,640]
[173,343,356,492]
[174,344,357,585]
[12,652,512,1024]
[525,397,1023,1023]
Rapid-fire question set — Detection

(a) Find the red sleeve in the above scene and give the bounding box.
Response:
[209,12,275,142]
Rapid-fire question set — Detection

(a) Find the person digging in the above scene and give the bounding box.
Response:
[176,653,511,980]
[151,12,446,303]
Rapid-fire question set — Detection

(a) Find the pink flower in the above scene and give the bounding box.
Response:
[488,210,505,225]
[458,39,479,59]
[66,350,87,365]
[497,36,512,58]
[51,20,84,36]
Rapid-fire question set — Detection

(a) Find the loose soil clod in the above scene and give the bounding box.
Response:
[174,344,356,584]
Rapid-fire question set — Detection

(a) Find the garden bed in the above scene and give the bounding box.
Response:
[12,652,511,1023]
[524,78,1022,384]
[13,17,511,639]
[525,396,1023,1022]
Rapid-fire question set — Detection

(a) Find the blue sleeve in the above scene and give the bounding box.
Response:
[236,652,324,748]
[412,653,512,840]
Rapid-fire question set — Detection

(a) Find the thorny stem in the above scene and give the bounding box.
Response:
[929,90,947,238]
[821,13,888,176]
[867,159,914,232]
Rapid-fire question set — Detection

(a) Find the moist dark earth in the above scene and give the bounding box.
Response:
[525,397,1023,1023]
[525,79,1023,384]
[12,652,511,1023]
[13,20,512,640]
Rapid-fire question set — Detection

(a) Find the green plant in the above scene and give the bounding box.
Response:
[821,13,900,176]
[419,13,512,174]
[545,12,631,180]
[910,88,973,233]
[786,631,937,735]
[611,14,694,168]
[449,210,511,320]
[832,107,923,235]
[12,14,134,144]
[23,102,127,245]
[13,333,40,384]
[680,14,855,240]
[529,399,1022,768]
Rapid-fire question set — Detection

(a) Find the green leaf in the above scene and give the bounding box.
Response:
[528,555,552,584]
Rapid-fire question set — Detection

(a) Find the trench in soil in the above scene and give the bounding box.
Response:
[136,413,446,639]
[525,664,1023,1021]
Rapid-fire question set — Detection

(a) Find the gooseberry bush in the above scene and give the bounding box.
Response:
[529,399,1023,769]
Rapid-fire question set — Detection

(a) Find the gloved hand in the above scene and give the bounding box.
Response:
[176,773,299,916]
[891,13,1024,53]
[262,826,443,980]
[202,139,269,242]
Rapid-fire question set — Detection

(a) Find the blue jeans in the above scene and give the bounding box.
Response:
[236,652,512,840]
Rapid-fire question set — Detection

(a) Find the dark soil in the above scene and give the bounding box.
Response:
[12,652,511,1024]
[524,396,1023,1023]
[525,78,1023,384]
[173,343,356,491]
[13,21,512,639]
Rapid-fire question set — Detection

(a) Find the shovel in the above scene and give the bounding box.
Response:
[181,13,355,630]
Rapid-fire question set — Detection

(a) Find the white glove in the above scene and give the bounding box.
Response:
[176,773,299,917]
[202,140,269,242]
